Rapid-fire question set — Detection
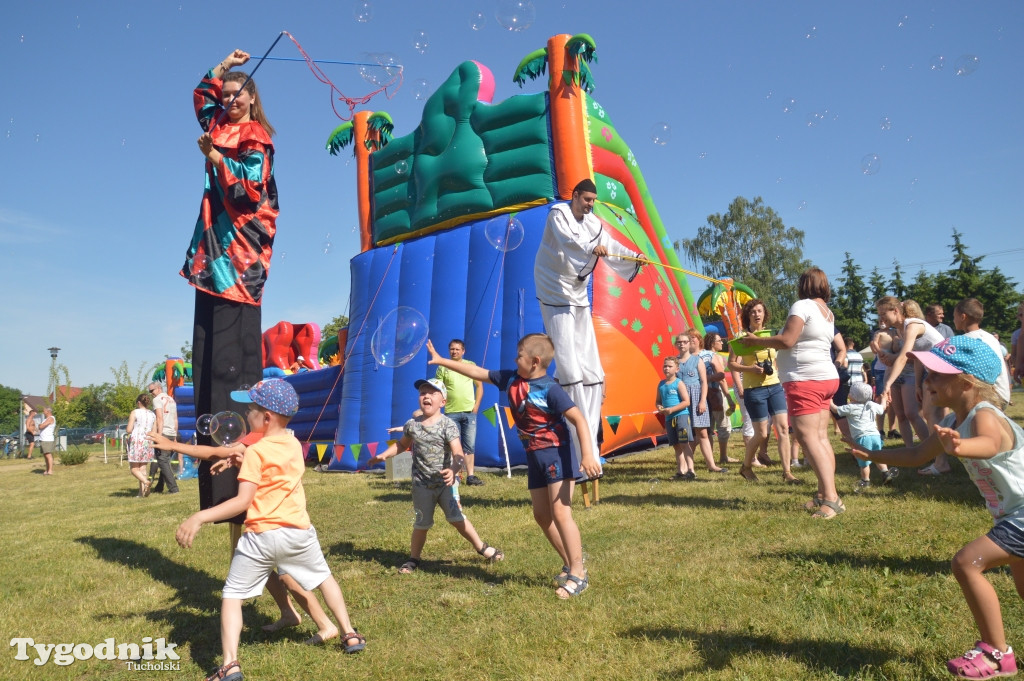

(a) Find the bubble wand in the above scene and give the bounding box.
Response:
[213,30,287,127]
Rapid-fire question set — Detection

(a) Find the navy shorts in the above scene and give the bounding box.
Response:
[665,414,692,446]
[743,383,788,423]
[988,517,1024,559]
[526,443,574,490]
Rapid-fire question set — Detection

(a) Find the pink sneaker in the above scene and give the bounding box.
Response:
[947,641,1017,678]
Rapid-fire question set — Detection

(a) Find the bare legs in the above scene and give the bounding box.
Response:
[530,480,585,581]
[950,535,1022,661]
[791,410,840,514]
[129,462,149,496]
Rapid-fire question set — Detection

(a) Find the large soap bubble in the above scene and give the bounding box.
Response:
[484,215,525,252]
[495,0,535,32]
[370,306,429,367]
[210,411,246,446]
[860,153,881,175]
[954,55,980,76]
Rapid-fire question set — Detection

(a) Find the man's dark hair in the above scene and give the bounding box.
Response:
[572,178,597,196]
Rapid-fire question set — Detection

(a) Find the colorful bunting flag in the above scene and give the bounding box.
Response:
[606,415,621,434]
[630,413,646,433]
[482,405,497,427]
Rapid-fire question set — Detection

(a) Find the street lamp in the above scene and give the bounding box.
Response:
[47,347,60,403]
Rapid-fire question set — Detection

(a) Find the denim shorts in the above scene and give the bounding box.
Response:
[743,383,787,423]
[446,411,477,455]
[988,517,1024,559]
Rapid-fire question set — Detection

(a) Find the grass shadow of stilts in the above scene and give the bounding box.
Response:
[621,625,905,678]
[326,540,513,584]
[75,535,279,671]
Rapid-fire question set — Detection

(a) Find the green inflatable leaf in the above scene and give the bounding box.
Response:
[513,48,548,87]
[325,122,354,156]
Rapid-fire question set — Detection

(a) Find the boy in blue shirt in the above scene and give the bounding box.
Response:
[426,334,601,598]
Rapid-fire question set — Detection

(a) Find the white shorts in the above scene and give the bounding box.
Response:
[738,399,755,438]
[222,526,331,599]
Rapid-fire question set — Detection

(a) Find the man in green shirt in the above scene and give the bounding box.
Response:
[435,339,485,485]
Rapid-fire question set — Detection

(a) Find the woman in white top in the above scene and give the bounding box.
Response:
[741,268,847,518]
[875,298,945,456]
[126,393,158,497]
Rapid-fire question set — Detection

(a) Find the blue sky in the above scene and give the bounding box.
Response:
[2,0,1021,396]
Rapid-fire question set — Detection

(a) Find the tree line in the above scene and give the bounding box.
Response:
[676,196,1021,349]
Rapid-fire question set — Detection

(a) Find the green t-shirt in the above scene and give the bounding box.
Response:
[436,361,478,413]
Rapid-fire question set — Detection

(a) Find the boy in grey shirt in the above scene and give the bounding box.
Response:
[369,378,503,574]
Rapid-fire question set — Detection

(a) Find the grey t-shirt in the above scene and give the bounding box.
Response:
[405,415,460,488]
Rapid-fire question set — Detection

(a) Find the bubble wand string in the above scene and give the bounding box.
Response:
[254,56,406,68]
[611,253,727,285]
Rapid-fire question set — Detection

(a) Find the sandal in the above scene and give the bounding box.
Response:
[810,498,846,520]
[918,463,949,476]
[556,573,589,599]
[141,481,152,498]
[739,465,758,482]
[341,631,366,655]
[803,495,824,512]
[398,558,420,574]
[783,475,801,485]
[947,641,1017,678]
[205,661,242,681]
[478,543,504,562]
[554,565,570,586]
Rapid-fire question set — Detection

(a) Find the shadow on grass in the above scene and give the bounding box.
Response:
[621,625,902,677]
[758,548,950,576]
[600,492,775,511]
[368,490,532,509]
[325,539,512,583]
[76,536,295,670]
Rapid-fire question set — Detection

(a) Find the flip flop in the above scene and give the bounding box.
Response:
[918,464,948,476]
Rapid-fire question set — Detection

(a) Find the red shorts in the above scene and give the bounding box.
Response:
[783,379,839,416]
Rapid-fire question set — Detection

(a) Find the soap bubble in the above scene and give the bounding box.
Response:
[322,232,333,254]
[650,122,671,146]
[897,14,909,28]
[495,0,535,32]
[412,30,429,54]
[359,52,401,86]
[879,117,892,131]
[196,413,213,436]
[860,153,881,175]
[210,411,246,446]
[413,78,430,100]
[236,257,264,283]
[929,55,946,71]
[469,10,486,30]
[370,306,429,368]
[804,25,817,39]
[354,0,372,22]
[395,159,409,175]
[484,215,525,252]
[191,254,212,282]
[782,98,796,113]
[805,112,824,127]
[954,55,980,76]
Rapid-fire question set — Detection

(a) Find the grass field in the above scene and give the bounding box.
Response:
[2,400,1023,681]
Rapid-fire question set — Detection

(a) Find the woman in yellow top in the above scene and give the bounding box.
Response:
[728,299,796,483]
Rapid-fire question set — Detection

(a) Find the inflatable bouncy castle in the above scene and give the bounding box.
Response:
[321,33,702,471]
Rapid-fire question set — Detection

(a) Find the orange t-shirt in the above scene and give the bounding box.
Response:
[236,432,310,533]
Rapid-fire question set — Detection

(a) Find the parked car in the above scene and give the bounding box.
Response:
[59,427,94,444]
[83,430,104,444]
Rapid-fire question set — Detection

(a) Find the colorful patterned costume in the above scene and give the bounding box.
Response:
[182,69,277,517]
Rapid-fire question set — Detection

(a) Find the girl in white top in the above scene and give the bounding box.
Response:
[848,336,1022,679]
[876,298,946,468]
[740,268,847,518]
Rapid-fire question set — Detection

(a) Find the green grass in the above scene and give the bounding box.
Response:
[2,401,1023,680]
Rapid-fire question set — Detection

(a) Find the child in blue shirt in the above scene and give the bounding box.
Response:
[426,334,600,599]
[831,382,896,489]
[656,357,693,479]
[848,336,1024,678]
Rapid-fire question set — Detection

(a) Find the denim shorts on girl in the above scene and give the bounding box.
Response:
[988,516,1024,559]
[743,383,787,423]
[782,379,839,417]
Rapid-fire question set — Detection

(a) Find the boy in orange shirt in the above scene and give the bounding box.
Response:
[175,379,363,681]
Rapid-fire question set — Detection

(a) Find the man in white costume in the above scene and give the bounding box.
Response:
[534,179,641,479]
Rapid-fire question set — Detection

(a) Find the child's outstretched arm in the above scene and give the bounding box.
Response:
[846,431,944,468]
[367,435,412,466]
[563,407,602,479]
[148,433,243,462]
[426,340,493,383]
[934,409,1009,460]
[176,480,256,548]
